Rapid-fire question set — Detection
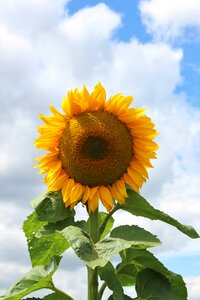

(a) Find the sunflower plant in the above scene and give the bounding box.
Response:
[2,83,199,300]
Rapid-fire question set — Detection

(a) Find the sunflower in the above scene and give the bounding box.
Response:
[34,83,158,212]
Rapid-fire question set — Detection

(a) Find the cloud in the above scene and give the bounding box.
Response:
[139,0,200,40]
[0,0,200,298]
[185,276,200,300]
[0,262,29,293]
[0,0,69,37]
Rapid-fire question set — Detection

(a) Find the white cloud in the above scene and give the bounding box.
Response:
[53,267,87,299]
[0,0,69,37]
[185,276,200,300]
[140,0,200,40]
[0,262,29,293]
[60,3,121,40]
[0,0,200,298]
[99,40,183,104]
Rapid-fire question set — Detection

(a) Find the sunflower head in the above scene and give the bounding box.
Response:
[34,83,158,212]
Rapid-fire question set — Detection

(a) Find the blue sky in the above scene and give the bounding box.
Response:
[68,0,200,108]
[68,0,149,42]
[0,0,200,299]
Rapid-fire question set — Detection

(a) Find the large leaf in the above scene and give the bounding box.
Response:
[120,188,199,239]
[135,268,178,299]
[108,295,132,300]
[116,263,138,286]
[32,191,75,223]
[99,262,124,300]
[42,291,73,300]
[22,298,41,300]
[61,226,98,262]
[119,248,187,299]
[61,226,160,269]
[23,213,69,266]
[22,290,73,300]
[110,225,161,249]
[37,218,87,236]
[3,258,62,300]
[99,212,114,239]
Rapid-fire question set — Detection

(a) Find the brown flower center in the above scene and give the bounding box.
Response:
[60,111,133,186]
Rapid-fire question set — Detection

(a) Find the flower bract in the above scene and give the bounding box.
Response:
[34,83,158,212]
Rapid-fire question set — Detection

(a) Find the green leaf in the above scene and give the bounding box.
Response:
[108,295,133,300]
[121,188,199,239]
[23,213,69,266]
[90,232,158,269]
[99,262,124,300]
[22,298,41,300]
[116,263,138,286]
[135,268,178,299]
[3,257,60,300]
[119,248,187,299]
[32,190,75,223]
[89,225,160,268]
[99,212,114,239]
[61,226,98,262]
[43,291,73,300]
[36,217,75,236]
[110,225,161,249]
[61,225,160,269]
[22,291,73,300]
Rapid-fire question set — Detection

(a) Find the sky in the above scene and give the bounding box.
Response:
[0,0,200,299]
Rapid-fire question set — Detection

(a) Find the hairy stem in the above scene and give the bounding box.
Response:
[99,205,120,236]
[87,207,99,300]
[98,282,107,300]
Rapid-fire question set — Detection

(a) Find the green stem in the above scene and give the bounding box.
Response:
[87,207,99,300]
[98,282,107,300]
[99,205,120,236]
[53,286,74,299]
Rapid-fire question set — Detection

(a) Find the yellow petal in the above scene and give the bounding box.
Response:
[38,167,49,174]
[91,82,106,110]
[48,172,67,191]
[45,161,62,182]
[82,186,91,204]
[80,86,92,111]
[114,180,128,197]
[127,166,145,188]
[134,151,154,167]
[62,179,75,206]
[120,96,133,110]
[123,173,140,192]
[118,108,146,124]
[130,160,149,179]
[99,186,113,211]
[49,105,67,121]
[89,186,99,200]
[134,141,159,152]
[70,183,84,205]
[131,128,158,137]
[62,95,72,117]
[111,95,133,116]
[87,190,99,213]
[110,184,126,204]
[39,114,67,126]
[104,94,124,115]
[35,152,58,169]
[68,90,82,115]
[134,138,159,150]
[134,146,157,159]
